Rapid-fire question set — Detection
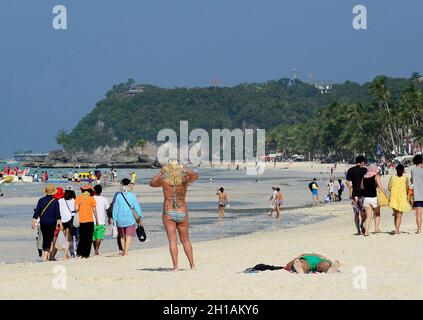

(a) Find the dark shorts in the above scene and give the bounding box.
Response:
[118,224,136,237]
[414,201,423,208]
[62,219,72,230]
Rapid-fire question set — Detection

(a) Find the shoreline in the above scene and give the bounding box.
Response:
[1,202,422,299]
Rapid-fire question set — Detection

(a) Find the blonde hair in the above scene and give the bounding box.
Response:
[163,161,183,186]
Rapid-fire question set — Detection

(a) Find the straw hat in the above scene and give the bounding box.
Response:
[45,184,57,195]
[80,185,95,195]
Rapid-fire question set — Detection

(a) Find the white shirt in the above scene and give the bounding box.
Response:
[58,198,75,223]
[94,195,110,225]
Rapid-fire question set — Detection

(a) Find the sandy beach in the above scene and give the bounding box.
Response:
[0,163,421,300]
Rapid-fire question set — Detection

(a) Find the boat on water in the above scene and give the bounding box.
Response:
[0,176,14,185]
[0,166,34,183]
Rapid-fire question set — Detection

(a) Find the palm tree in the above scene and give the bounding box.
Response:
[369,76,401,154]
[56,129,69,150]
[136,138,147,154]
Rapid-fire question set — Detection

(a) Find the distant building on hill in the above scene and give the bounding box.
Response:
[125,84,145,94]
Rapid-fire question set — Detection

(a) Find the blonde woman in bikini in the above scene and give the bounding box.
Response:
[150,159,199,271]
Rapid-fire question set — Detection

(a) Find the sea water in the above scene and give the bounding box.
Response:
[0,167,336,263]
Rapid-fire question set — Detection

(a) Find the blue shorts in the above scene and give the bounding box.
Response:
[312,190,318,196]
[414,201,423,208]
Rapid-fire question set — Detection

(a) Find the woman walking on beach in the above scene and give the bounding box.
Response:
[274,188,283,219]
[150,159,199,271]
[60,188,76,258]
[75,186,98,258]
[362,164,388,236]
[32,185,63,262]
[50,187,65,260]
[112,178,143,256]
[388,165,412,234]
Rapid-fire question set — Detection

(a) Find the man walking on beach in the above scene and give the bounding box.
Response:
[346,156,367,235]
[411,154,423,234]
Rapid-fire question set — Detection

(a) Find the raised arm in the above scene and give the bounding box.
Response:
[184,168,199,183]
[149,168,165,187]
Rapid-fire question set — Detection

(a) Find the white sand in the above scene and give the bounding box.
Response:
[0,202,422,300]
[1,162,421,300]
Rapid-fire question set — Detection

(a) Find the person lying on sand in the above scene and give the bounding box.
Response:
[243,253,341,274]
[284,253,341,274]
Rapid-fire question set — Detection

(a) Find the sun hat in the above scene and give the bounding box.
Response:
[80,185,95,195]
[54,187,65,199]
[364,164,379,178]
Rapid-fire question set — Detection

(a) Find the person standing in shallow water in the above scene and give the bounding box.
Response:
[216,187,228,218]
[150,159,198,271]
[274,188,283,219]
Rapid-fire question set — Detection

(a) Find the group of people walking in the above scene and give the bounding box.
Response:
[346,155,423,236]
[31,160,198,271]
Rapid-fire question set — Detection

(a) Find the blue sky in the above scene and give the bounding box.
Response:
[0,0,422,157]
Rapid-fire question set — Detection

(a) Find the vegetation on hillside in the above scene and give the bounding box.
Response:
[59,74,423,161]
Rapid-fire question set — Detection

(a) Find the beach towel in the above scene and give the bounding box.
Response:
[243,264,283,273]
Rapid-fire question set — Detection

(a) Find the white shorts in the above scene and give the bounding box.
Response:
[363,197,378,209]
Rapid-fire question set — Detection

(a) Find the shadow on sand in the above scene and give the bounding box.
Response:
[136,267,175,272]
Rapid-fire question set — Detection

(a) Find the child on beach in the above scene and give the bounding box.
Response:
[388,164,412,234]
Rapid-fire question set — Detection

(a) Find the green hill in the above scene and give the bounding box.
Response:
[61,74,423,160]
